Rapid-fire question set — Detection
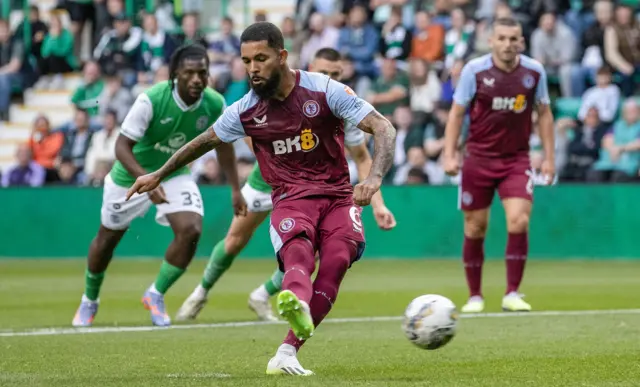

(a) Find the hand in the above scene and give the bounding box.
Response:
[353,176,382,206]
[540,159,556,186]
[232,189,247,216]
[373,204,397,230]
[609,146,622,162]
[442,153,460,176]
[126,172,162,201]
[148,186,169,204]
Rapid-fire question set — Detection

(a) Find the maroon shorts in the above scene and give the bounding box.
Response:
[269,196,366,270]
[459,155,533,211]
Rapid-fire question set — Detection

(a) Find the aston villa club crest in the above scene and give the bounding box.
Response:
[303,100,320,118]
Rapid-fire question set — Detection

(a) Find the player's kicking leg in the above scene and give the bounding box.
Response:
[266,198,365,376]
[175,210,271,321]
[73,175,152,327]
[500,197,532,312]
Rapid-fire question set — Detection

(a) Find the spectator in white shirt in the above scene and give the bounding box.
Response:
[578,66,621,125]
[84,109,118,181]
[299,13,339,69]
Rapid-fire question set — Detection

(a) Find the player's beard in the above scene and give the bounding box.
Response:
[250,71,281,99]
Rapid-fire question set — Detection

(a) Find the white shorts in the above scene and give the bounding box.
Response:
[241,183,273,213]
[101,174,204,230]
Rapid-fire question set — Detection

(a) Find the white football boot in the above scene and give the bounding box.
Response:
[461,296,485,313]
[175,285,208,321]
[266,344,314,376]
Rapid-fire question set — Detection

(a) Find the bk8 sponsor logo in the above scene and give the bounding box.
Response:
[272,128,319,155]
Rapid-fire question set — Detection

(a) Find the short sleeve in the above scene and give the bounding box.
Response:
[211,100,246,143]
[120,93,153,141]
[344,121,365,146]
[535,68,550,105]
[326,79,375,127]
[452,63,477,107]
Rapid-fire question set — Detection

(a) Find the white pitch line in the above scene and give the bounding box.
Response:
[1,309,639,338]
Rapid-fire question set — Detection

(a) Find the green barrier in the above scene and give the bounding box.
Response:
[1,185,639,259]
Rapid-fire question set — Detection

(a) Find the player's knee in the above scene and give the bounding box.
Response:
[506,212,530,233]
[464,217,488,238]
[281,236,316,273]
[321,239,355,275]
[175,222,202,244]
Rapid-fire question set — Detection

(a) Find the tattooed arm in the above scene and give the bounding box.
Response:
[353,110,397,206]
[357,110,397,182]
[126,129,223,199]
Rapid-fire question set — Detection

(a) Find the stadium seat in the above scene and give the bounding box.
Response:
[554,97,582,120]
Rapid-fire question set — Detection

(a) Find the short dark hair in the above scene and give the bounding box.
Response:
[314,47,341,62]
[168,43,209,89]
[240,22,284,50]
[597,65,612,76]
[493,17,521,28]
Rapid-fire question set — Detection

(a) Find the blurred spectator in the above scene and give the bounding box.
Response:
[28,115,63,170]
[58,109,97,172]
[588,99,640,182]
[39,13,78,90]
[15,6,48,72]
[570,0,614,97]
[132,65,169,96]
[197,158,225,185]
[282,16,304,67]
[379,6,412,62]
[564,1,598,45]
[338,5,379,80]
[98,74,134,124]
[444,8,474,70]
[65,0,97,59]
[409,58,442,126]
[410,11,445,64]
[0,19,24,122]
[87,160,113,187]
[406,167,429,184]
[299,13,340,69]
[561,109,609,181]
[339,55,358,91]
[93,12,142,87]
[476,0,500,20]
[138,13,176,86]
[367,58,409,118]
[393,146,428,185]
[604,4,640,97]
[221,57,249,106]
[441,59,463,104]
[85,110,118,181]
[423,102,449,162]
[53,158,79,185]
[71,61,104,117]
[470,17,492,58]
[237,157,255,185]
[1,144,46,188]
[209,16,241,80]
[94,0,125,44]
[530,12,576,96]
[174,13,208,47]
[577,66,620,125]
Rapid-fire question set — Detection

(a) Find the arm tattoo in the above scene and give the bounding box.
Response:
[356,111,396,179]
[157,129,223,179]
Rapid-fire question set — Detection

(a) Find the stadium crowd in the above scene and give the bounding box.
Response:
[2,0,640,188]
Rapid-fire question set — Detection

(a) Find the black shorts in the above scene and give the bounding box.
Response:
[67,1,95,23]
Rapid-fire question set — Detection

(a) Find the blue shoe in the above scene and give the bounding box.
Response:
[141,288,171,326]
[72,295,99,327]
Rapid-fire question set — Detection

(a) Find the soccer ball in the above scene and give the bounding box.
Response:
[402,294,458,350]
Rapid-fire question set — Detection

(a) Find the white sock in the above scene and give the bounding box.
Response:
[277,343,296,356]
[82,294,98,303]
[149,283,161,295]
[300,300,310,313]
[504,291,520,298]
[469,295,483,302]
[194,284,208,298]
[250,284,269,301]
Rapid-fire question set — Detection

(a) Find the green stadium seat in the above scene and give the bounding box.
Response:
[554,97,582,119]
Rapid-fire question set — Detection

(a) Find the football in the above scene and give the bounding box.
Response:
[402,294,458,350]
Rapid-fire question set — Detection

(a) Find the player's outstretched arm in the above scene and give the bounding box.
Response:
[126,130,224,199]
[354,110,397,206]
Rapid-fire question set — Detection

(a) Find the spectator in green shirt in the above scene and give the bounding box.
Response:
[40,13,78,89]
[71,61,104,117]
[366,57,410,118]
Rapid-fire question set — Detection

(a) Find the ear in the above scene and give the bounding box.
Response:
[280,49,289,66]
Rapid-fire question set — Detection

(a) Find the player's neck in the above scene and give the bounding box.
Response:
[492,54,520,73]
[272,68,297,101]
[178,90,199,106]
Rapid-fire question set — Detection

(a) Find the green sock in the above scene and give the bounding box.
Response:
[84,269,105,301]
[264,268,284,296]
[154,261,186,294]
[201,239,237,290]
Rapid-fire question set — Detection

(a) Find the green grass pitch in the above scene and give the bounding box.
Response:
[1,259,639,386]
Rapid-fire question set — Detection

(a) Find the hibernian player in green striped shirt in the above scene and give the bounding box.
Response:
[175,48,397,322]
[72,44,247,328]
